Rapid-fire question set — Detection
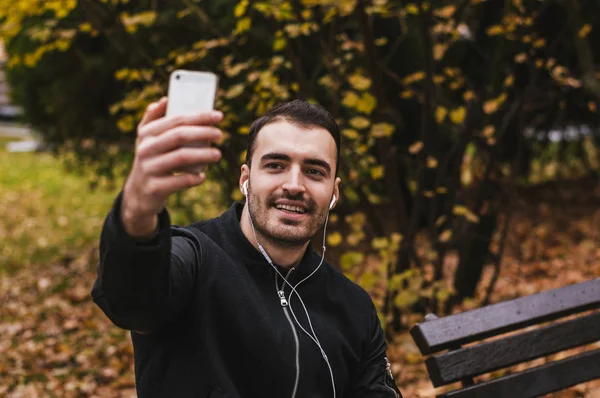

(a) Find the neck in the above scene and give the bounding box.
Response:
[240,204,309,269]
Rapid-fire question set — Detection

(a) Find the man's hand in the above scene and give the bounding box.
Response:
[121,97,224,237]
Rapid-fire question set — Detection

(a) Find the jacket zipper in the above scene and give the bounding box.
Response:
[277,269,300,398]
[384,357,399,398]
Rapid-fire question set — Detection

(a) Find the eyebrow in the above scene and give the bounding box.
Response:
[260,152,332,174]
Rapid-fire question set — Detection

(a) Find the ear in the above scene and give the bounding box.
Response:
[330,177,341,210]
[239,164,250,196]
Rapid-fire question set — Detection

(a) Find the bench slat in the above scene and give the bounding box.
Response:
[410,278,600,354]
[426,311,600,386]
[438,349,600,398]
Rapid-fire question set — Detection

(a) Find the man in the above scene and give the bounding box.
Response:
[91,98,403,398]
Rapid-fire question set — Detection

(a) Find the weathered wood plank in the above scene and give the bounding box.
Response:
[426,311,600,386]
[410,278,600,354]
[438,349,600,398]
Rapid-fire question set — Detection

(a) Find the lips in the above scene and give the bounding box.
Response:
[275,204,307,214]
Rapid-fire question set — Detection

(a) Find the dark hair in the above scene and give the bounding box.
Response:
[245,99,341,175]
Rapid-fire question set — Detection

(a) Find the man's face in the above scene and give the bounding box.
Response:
[242,120,340,247]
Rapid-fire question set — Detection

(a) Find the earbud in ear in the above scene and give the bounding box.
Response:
[329,195,336,210]
[242,181,248,196]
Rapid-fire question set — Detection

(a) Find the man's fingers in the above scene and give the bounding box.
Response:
[139,97,168,127]
[139,110,224,138]
[146,173,206,197]
[143,147,222,175]
[137,126,223,158]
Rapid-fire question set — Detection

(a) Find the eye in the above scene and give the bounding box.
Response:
[306,168,326,177]
[265,163,284,170]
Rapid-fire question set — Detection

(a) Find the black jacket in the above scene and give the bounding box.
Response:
[91,194,403,398]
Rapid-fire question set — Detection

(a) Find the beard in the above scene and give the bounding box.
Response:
[247,188,328,248]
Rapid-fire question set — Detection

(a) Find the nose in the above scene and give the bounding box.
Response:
[281,166,306,197]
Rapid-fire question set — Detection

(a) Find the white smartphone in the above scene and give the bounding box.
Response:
[166,69,219,173]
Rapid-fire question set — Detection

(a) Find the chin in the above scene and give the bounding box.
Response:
[268,225,312,244]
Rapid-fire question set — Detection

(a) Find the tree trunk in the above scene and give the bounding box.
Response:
[453,212,498,300]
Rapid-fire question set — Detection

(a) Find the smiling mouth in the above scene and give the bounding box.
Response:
[274,204,308,214]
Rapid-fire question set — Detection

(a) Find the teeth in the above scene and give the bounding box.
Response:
[276,204,306,213]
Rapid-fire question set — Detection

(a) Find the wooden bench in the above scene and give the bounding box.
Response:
[409,278,600,398]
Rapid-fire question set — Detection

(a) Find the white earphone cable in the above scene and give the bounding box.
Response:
[244,183,336,398]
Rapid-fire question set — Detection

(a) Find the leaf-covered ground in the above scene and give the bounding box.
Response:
[1,136,599,397]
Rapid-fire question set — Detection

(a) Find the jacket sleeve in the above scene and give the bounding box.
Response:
[90,192,201,332]
[350,304,403,398]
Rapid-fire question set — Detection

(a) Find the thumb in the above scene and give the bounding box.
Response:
[140,97,167,127]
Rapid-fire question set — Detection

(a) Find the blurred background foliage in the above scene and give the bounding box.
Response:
[1,0,599,336]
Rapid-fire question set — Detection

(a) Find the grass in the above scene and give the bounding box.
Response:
[0,134,121,273]
[0,131,225,274]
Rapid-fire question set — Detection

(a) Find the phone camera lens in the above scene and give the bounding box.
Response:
[176,75,181,80]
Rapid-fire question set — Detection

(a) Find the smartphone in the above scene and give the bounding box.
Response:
[166,69,219,173]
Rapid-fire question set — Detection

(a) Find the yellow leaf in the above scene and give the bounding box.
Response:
[301,9,312,19]
[400,90,414,99]
[405,4,419,15]
[342,91,360,108]
[225,83,245,99]
[402,71,425,84]
[435,215,446,227]
[514,53,527,63]
[273,37,287,51]
[342,129,359,139]
[436,186,447,194]
[79,22,92,32]
[391,233,403,244]
[423,190,434,198]
[370,165,385,180]
[452,205,468,216]
[433,43,448,61]
[504,75,514,87]
[372,237,389,250]
[483,93,507,114]
[349,117,370,129]
[486,25,504,36]
[357,93,377,114]
[323,7,337,23]
[463,90,476,101]
[532,38,546,48]
[433,5,456,18]
[449,106,466,124]
[439,229,452,243]
[375,37,388,46]
[394,290,419,309]
[370,123,395,138]
[235,17,252,34]
[427,156,438,168]
[234,0,249,17]
[284,24,302,38]
[578,24,592,39]
[349,74,372,90]
[340,251,364,271]
[409,141,424,154]
[482,125,495,138]
[453,205,480,223]
[435,106,447,124]
[327,232,343,247]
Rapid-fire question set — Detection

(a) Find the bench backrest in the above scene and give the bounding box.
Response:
[410,278,600,398]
